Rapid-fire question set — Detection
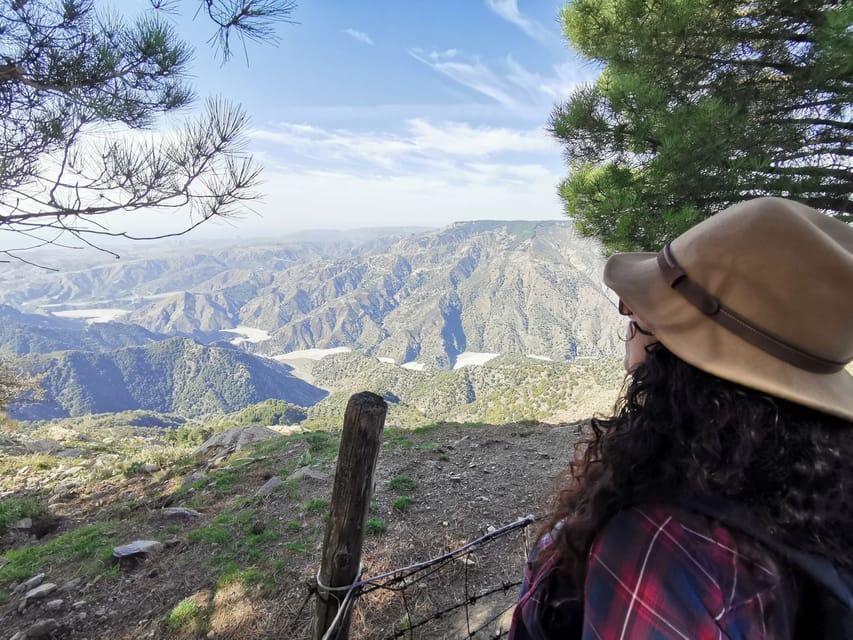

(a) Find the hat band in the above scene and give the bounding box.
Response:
[656,245,847,375]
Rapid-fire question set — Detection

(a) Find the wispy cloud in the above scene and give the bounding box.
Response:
[409,49,590,114]
[343,28,374,46]
[409,49,526,112]
[249,119,558,171]
[485,0,554,44]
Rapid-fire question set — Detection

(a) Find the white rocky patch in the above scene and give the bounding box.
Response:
[222,326,272,345]
[377,357,395,364]
[527,354,553,362]
[273,347,352,361]
[453,352,500,369]
[51,308,129,324]
[401,361,425,371]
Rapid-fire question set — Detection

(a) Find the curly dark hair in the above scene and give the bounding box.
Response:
[546,343,853,584]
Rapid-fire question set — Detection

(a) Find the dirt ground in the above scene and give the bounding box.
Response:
[1,420,587,639]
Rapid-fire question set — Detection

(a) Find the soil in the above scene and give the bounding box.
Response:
[0,420,587,639]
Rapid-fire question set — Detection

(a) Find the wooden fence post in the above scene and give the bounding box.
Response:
[314,391,387,640]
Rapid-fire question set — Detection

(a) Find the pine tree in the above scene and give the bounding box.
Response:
[551,0,852,251]
[0,0,296,262]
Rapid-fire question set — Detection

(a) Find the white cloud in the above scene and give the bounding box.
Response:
[485,0,554,44]
[409,49,592,114]
[249,119,558,170]
[409,49,525,112]
[231,119,569,235]
[343,28,374,46]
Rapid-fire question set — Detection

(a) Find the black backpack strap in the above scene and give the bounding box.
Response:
[678,496,853,638]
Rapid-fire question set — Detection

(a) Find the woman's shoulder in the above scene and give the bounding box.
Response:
[592,503,786,592]
[586,503,798,639]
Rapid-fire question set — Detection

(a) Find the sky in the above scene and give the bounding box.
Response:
[138,0,601,241]
[3,1,603,252]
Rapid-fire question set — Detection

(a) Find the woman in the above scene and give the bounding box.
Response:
[509,197,853,639]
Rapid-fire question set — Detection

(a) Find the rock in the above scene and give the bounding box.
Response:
[26,438,63,454]
[113,540,163,559]
[255,477,283,496]
[143,463,159,473]
[192,426,282,460]
[55,448,85,458]
[287,467,328,482]
[180,471,207,489]
[11,517,32,530]
[60,577,83,592]
[14,573,45,593]
[9,632,25,640]
[161,507,202,519]
[25,583,58,600]
[60,465,86,477]
[26,618,58,639]
[44,598,64,610]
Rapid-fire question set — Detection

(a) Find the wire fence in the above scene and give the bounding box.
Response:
[289,514,539,639]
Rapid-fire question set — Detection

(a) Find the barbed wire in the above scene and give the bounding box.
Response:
[314,514,541,639]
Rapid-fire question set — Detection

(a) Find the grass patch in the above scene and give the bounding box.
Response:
[0,524,115,583]
[393,497,413,512]
[365,518,386,535]
[285,520,301,532]
[285,542,311,553]
[188,524,230,545]
[123,461,147,478]
[299,498,329,516]
[0,497,47,532]
[388,477,417,493]
[165,596,210,632]
[382,428,414,449]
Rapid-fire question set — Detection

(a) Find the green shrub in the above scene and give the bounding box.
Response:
[299,499,329,515]
[123,461,147,478]
[0,497,47,532]
[0,524,115,583]
[388,476,417,493]
[365,518,386,535]
[393,497,413,512]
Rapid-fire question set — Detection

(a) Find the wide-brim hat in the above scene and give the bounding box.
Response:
[604,197,853,422]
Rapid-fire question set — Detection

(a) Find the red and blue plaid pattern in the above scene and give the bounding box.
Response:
[510,505,798,639]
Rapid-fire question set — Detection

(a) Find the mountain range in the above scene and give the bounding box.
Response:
[1,220,623,421]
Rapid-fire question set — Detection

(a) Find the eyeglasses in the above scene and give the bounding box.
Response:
[618,299,655,337]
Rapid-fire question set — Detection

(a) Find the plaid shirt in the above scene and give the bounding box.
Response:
[510,504,798,639]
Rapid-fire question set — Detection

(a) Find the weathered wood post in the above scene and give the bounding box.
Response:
[314,391,387,640]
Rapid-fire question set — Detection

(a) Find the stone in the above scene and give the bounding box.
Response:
[44,598,64,610]
[180,471,207,489]
[254,477,283,496]
[287,467,328,482]
[11,517,32,530]
[60,577,83,592]
[143,463,159,473]
[14,573,44,593]
[25,582,57,600]
[113,540,163,561]
[161,507,202,519]
[26,618,59,639]
[27,438,63,454]
[192,426,282,459]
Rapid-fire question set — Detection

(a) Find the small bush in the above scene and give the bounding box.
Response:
[388,477,417,493]
[365,518,386,535]
[299,499,329,515]
[166,598,207,630]
[123,461,147,478]
[0,497,47,532]
[393,497,413,512]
